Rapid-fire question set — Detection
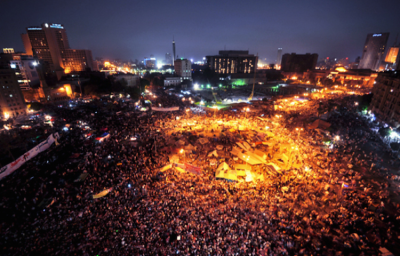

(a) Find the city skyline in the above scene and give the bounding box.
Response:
[0,0,399,64]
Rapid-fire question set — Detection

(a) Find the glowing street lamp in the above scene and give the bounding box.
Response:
[243,107,250,118]
[296,127,303,139]
[213,105,218,117]
[180,149,186,162]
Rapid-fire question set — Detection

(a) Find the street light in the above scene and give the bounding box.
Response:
[243,107,249,118]
[296,127,303,139]
[180,149,186,162]
[243,155,250,169]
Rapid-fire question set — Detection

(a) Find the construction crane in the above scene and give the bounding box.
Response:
[248,53,258,101]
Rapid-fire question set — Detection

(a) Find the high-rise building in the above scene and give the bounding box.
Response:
[277,48,282,65]
[165,53,172,65]
[359,33,389,71]
[172,38,176,63]
[174,59,192,80]
[3,48,14,54]
[22,23,95,79]
[281,53,318,72]
[206,50,258,74]
[63,49,94,73]
[0,57,27,119]
[144,57,156,68]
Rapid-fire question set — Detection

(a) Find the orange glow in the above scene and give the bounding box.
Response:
[64,85,72,97]
[64,67,71,74]
[335,67,347,72]
[291,76,297,80]
[385,47,399,64]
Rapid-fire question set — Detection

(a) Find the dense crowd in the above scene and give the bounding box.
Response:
[0,92,399,255]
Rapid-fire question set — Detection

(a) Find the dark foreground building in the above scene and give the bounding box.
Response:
[281,53,318,73]
[370,71,400,126]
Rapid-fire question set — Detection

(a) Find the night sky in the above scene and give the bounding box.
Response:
[1,0,399,64]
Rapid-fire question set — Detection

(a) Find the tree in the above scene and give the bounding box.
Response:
[379,127,391,137]
[358,93,373,110]
[140,79,150,93]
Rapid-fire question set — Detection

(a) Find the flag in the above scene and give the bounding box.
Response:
[93,188,113,199]
[184,163,202,175]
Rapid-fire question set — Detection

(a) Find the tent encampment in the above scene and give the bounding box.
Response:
[215,162,238,181]
[308,119,331,130]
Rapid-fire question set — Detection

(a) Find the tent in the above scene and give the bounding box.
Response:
[185,144,196,151]
[234,164,250,176]
[198,138,209,145]
[308,119,331,130]
[254,149,267,160]
[215,162,237,181]
[176,140,186,146]
[265,163,282,174]
[237,152,265,165]
[208,150,218,157]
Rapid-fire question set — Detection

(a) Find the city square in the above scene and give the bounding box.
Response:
[1,1,400,255]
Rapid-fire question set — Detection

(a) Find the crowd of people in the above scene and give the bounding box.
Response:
[0,90,399,255]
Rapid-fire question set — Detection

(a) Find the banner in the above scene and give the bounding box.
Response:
[173,163,202,175]
[184,163,202,175]
[152,107,180,112]
[0,133,57,180]
[93,188,113,199]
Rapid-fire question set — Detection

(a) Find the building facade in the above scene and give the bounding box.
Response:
[3,48,14,54]
[114,74,140,87]
[303,67,377,87]
[206,50,258,74]
[281,53,318,73]
[370,72,400,126]
[277,48,282,65]
[144,58,156,68]
[22,23,95,78]
[359,33,390,71]
[174,59,191,80]
[63,49,94,73]
[0,68,27,120]
[165,53,172,65]
[9,55,40,90]
[164,77,182,86]
[384,45,400,71]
